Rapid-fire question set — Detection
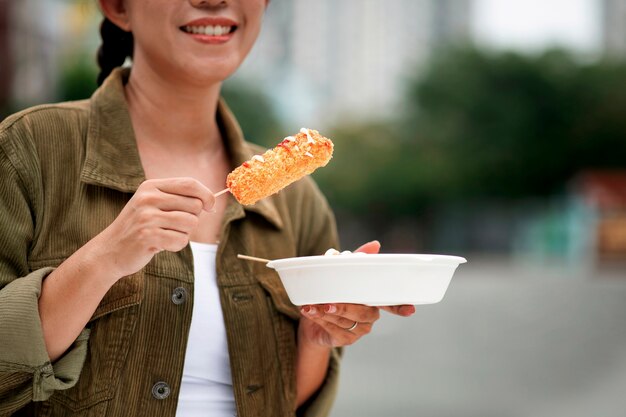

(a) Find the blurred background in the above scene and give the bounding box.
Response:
[1,0,625,416]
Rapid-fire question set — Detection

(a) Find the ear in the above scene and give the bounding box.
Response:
[98,0,131,32]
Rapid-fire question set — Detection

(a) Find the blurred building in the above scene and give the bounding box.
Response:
[238,0,473,128]
[0,0,11,114]
[7,0,60,108]
[602,0,626,57]
[0,0,99,117]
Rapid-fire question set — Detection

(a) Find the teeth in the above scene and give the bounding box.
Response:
[185,25,232,36]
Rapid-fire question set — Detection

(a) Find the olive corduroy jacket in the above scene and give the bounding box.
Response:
[0,68,341,417]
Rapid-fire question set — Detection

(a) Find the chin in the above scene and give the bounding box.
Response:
[192,71,236,88]
[182,58,241,86]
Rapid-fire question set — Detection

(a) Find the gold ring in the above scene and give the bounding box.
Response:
[346,321,358,332]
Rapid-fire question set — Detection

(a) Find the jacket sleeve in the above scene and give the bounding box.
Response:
[292,177,343,417]
[0,126,90,415]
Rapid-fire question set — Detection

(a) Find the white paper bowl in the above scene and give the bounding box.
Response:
[266,254,467,306]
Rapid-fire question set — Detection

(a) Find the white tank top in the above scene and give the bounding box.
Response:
[175,242,236,417]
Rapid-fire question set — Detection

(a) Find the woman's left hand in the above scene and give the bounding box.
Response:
[299,302,380,347]
[298,240,416,348]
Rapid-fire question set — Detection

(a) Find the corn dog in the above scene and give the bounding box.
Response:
[226,128,334,205]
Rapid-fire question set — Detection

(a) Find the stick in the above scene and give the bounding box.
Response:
[214,188,230,197]
[237,254,271,264]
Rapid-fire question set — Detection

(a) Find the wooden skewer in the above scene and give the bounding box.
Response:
[214,188,230,198]
[237,254,271,264]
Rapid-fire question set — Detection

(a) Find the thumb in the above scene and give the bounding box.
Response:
[354,240,381,254]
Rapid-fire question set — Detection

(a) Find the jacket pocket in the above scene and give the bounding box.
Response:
[255,271,300,320]
[46,270,144,413]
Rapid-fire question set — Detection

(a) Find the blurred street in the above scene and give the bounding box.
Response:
[331,259,626,417]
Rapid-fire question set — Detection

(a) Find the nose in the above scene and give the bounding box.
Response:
[189,0,227,7]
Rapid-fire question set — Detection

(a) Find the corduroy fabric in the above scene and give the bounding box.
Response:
[0,68,341,417]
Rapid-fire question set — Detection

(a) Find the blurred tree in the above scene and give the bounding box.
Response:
[321,46,626,214]
[221,80,284,147]
[316,46,626,251]
[315,122,423,215]
[57,54,98,102]
[403,46,626,199]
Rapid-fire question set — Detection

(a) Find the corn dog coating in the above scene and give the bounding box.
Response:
[227,128,334,205]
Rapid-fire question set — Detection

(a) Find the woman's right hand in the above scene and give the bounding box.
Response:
[94,177,215,279]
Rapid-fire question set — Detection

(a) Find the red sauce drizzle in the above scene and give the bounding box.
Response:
[278,142,292,152]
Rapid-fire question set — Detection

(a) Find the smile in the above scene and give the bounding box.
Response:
[181,25,235,36]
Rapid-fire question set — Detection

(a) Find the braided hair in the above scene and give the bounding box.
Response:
[96,18,134,86]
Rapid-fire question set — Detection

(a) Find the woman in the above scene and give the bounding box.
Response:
[0,0,415,416]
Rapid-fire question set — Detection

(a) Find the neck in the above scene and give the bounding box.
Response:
[125,59,223,152]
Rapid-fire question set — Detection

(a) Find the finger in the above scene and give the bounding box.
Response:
[304,317,361,346]
[150,228,191,253]
[307,310,373,335]
[155,210,200,234]
[301,306,361,328]
[380,305,416,317]
[329,303,380,323]
[302,303,380,324]
[130,188,206,216]
[153,193,206,215]
[150,177,216,212]
[127,207,198,248]
[354,240,381,254]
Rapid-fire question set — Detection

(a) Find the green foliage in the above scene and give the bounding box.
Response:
[404,46,626,199]
[320,46,626,216]
[316,121,444,220]
[57,54,98,102]
[221,80,284,147]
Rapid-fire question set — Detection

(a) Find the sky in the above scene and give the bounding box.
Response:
[472,0,603,53]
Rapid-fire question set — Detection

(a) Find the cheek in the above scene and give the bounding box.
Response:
[126,0,177,36]
[245,0,268,22]
[245,1,267,40]
[232,8,263,57]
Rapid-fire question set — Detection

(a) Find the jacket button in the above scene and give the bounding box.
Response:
[151,381,171,400]
[171,287,187,305]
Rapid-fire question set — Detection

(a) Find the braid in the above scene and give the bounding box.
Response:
[96,18,134,86]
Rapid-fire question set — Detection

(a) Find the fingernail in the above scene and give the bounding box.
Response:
[325,304,337,314]
[301,306,310,314]
[309,306,317,315]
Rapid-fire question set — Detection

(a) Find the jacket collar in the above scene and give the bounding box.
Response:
[81,67,283,230]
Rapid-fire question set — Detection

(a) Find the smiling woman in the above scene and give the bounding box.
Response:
[0,1,413,416]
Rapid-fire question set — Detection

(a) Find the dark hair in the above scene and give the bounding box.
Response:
[96,18,134,86]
